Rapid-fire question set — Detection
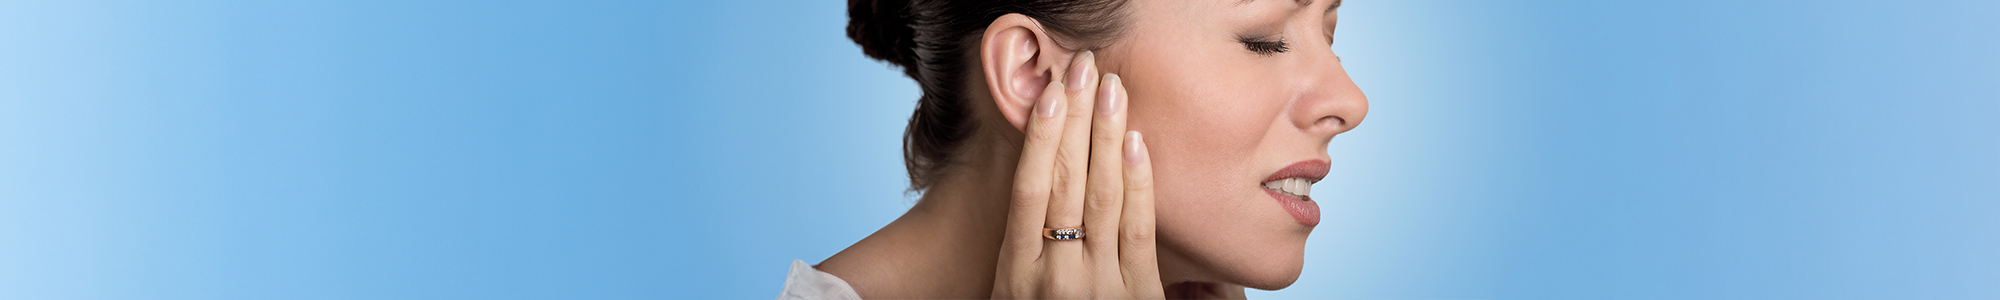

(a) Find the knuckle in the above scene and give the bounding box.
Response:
[1010,186,1044,207]
[1050,177,1073,198]
[1086,188,1121,207]
[1085,196,1120,216]
[1030,126,1057,142]
[1092,129,1122,145]
[1122,225,1155,247]
[1121,260,1152,277]
[1068,104,1094,118]
[1052,156,1079,185]
[1042,278,1082,298]
[1124,175,1154,191]
[1010,197,1042,212]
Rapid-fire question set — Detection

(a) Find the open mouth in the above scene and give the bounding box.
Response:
[1262,160,1330,227]
[1261,177,1313,200]
[1260,160,1329,201]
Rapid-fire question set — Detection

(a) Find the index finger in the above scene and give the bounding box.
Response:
[1001,79,1069,262]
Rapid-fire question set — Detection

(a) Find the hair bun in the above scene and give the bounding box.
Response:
[848,0,919,70]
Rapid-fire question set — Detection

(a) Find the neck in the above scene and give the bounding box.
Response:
[816,133,1020,299]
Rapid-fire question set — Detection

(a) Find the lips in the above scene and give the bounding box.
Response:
[1261,160,1328,227]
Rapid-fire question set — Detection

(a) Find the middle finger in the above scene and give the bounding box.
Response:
[1044,50,1098,234]
[1042,51,1098,295]
[1082,72,1128,263]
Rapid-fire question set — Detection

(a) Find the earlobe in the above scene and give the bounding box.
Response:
[981,14,1062,133]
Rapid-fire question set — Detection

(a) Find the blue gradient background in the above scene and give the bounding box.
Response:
[2,0,1995,299]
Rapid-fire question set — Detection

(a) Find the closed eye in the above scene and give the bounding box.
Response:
[1240,37,1290,55]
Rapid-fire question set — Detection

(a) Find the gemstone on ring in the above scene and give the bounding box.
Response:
[1045,227,1085,240]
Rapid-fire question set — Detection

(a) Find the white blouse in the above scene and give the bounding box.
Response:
[776,260,862,300]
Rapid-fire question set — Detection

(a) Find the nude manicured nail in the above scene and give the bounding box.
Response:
[1125,131,1144,165]
[1036,81,1063,117]
[1097,73,1121,115]
[1065,51,1094,92]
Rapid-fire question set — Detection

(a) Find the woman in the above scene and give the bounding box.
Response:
[780,0,1367,298]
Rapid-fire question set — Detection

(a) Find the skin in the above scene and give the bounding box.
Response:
[817,0,1367,298]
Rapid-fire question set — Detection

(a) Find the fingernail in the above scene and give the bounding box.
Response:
[1097,73,1121,115]
[1036,81,1063,117]
[1065,51,1094,92]
[1125,131,1144,165]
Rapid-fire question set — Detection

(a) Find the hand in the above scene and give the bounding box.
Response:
[992,51,1163,299]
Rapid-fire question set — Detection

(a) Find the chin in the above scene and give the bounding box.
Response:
[1221,189,1316,290]
[1226,241,1307,290]
[1153,157,1325,291]
[1163,206,1313,291]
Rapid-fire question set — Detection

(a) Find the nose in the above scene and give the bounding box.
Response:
[1289,49,1369,139]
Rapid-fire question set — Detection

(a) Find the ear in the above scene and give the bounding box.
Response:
[981,14,1069,133]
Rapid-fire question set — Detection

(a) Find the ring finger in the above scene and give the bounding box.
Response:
[1041,50,1099,294]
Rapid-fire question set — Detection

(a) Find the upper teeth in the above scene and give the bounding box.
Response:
[1262,178,1313,199]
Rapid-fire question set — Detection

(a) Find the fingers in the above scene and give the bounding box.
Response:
[1083,73,1128,267]
[1039,51,1100,297]
[1120,131,1165,297]
[1000,77,1068,273]
[1045,51,1098,232]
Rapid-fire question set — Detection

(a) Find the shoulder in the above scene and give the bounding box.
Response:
[777,260,863,300]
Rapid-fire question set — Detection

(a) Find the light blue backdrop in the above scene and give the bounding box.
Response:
[2,0,1994,299]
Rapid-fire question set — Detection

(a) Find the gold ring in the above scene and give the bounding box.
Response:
[1043,227,1085,241]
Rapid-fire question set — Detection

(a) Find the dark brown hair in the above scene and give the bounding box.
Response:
[847,0,1129,191]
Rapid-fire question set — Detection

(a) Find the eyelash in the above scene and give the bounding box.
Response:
[1240,37,1290,55]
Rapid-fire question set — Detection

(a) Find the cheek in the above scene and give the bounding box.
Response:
[1110,24,1308,284]
[1124,49,1261,170]
[1123,50,1287,231]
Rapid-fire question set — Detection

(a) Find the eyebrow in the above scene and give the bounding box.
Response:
[1241,0,1342,14]
[1307,0,1343,14]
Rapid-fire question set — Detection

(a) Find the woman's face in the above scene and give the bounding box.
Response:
[1096,0,1367,289]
